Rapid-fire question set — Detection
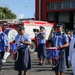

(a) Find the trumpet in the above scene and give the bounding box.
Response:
[33,29,39,33]
[33,28,46,34]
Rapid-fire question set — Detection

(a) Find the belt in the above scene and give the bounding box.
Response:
[17,47,28,50]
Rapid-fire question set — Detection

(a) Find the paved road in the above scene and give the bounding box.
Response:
[0,52,73,75]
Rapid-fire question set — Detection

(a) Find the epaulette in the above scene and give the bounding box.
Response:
[1,32,6,36]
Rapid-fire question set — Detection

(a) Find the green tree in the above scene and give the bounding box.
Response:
[0,7,16,19]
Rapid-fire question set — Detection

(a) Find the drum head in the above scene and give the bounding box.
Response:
[4,28,18,42]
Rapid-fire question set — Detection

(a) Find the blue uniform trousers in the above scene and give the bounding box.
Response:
[37,44,47,59]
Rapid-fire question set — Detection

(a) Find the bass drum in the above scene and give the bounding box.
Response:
[4,28,18,42]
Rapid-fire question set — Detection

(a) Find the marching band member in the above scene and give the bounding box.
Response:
[52,23,69,75]
[70,30,74,40]
[65,30,71,68]
[15,25,32,75]
[0,22,10,70]
[68,36,75,75]
[35,26,47,65]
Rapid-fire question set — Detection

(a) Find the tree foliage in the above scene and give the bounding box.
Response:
[0,7,16,19]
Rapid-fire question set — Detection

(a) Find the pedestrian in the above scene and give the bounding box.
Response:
[68,36,75,75]
[52,23,69,75]
[15,24,32,75]
[35,26,47,65]
[0,22,10,70]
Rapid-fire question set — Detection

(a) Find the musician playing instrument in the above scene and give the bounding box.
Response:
[52,23,69,75]
[35,26,47,65]
[68,34,75,75]
[15,25,32,75]
[0,22,10,70]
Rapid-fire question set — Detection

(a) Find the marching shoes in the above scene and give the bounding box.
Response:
[2,52,10,63]
[38,62,45,66]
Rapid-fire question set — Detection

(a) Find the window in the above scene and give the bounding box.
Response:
[55,2,62,9]
[63,1,70,8]
[47,3,54,10]
[47,1,75,10]
[47,13,55,21]
[72,1,75,8]
[59,12,70,23]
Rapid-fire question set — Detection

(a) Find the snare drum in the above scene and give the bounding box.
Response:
[46,47,58,59]
[10,43,17,52]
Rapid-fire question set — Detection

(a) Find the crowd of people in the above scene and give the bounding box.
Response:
[34,23,75,75]
[0,22,75,75]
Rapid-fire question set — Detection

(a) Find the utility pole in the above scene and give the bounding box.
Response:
[24,6,28,18]
[39,0,41,21]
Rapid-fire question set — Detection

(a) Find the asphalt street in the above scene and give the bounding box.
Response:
[0,52,73,75]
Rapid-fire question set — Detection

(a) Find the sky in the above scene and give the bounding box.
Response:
[0,0,35,18]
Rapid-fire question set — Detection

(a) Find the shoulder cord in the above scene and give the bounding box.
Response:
[52,33,64,68]
[54,33,63,47]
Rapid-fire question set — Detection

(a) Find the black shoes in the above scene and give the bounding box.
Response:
[18,74,22,75]
[38,62,42,65]
[38,62,45,66]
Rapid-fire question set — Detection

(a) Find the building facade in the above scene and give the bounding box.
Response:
[35,0,75,29]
